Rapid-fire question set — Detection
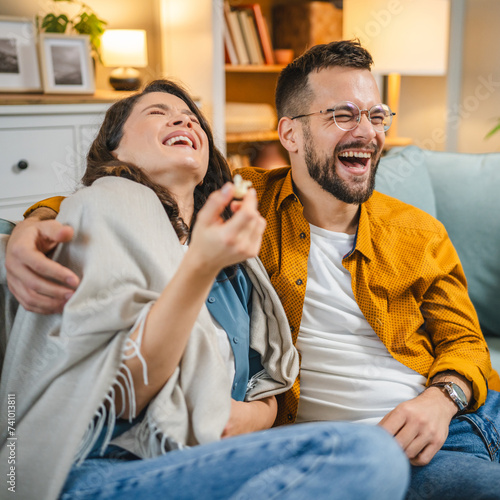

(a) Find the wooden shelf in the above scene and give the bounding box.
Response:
[225,64,285,73]
[226,130,279,143]
[0,89,135,106]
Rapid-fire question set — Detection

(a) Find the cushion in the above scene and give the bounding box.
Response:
[376,146,437,217]
[0,219,15,235]
[422,149,500,337]
[378,146,500,338]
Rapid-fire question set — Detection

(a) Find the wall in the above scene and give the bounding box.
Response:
[458,0,500,153]
[0,0,162,90]
[398,76,448,152]
[398,0,500,153]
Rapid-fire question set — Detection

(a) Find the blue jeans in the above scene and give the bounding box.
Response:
[61,422,409,499]
[408,390,500,500]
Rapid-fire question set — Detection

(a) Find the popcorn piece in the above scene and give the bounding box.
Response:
[232,174,253,199]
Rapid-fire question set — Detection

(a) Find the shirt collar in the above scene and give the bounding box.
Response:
[277,167,376,262]
[350,199,375,262]
[277,168,299,210]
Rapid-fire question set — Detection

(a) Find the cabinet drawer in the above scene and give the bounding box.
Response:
[0,126,82,201]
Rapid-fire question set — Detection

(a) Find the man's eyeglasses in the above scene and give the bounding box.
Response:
[291,101,395,132]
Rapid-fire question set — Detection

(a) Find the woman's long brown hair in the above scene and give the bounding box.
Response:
[83,79,233,241]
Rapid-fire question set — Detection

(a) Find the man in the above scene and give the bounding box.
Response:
[5,41,500,499]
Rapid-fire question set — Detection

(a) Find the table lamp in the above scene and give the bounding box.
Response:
[101,29,148,91]
[343,0,450,139]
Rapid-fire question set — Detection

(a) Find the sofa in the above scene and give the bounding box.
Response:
[376,145,500,373]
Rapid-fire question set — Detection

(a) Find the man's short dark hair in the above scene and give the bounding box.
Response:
[275,40,373,120]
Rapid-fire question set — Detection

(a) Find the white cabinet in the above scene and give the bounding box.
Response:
[0,100,113,221]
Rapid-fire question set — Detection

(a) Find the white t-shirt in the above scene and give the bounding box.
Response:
[296,224,426,425]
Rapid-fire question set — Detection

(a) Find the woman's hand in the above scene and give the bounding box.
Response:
[222,396,277,438]
[187,183,266,277]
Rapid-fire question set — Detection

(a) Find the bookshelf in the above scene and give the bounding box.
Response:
[223,1,299,167]
[225,64,284,73]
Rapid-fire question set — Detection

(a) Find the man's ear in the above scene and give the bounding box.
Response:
[278,116,299,154]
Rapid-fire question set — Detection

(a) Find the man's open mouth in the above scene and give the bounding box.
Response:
[338,151,372,168]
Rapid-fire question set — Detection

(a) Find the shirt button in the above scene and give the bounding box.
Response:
[208,297,216,303]
[233,337,239,344]
[299,232,306,239]
[287,413,293,421]
[296,279,303,285]
[290,326,295,333]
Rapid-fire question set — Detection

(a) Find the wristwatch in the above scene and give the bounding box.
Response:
[428,381,469,413]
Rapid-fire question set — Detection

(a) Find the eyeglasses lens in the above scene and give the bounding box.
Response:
[332,102,393,132]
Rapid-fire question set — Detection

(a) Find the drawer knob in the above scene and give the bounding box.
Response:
[17,160,29,170]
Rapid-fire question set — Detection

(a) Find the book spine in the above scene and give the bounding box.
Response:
[227,10,250,65]
[223,19,239,64]
[237,10,259,64]
[248,3,275,65]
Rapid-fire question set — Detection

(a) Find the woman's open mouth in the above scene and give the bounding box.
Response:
[162,133,197,149]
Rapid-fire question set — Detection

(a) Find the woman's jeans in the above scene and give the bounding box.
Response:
[61,422,409,500]
[408,390,500,500]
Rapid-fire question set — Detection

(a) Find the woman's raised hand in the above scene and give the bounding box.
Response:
[187,183,266,275]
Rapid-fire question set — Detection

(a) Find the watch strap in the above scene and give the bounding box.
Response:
[427,381,469,413]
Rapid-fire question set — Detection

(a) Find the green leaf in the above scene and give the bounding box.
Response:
[41,13,69,33]
[485,120,500,139]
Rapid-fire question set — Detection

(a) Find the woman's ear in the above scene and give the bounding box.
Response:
[278,117,299,154]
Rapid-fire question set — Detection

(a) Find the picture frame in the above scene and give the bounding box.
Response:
[0,16,42,93]
[39,33,95,94]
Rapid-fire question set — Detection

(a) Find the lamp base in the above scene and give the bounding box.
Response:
[109,67,141,91]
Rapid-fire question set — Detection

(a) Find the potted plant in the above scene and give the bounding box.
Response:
[39,0,107,63]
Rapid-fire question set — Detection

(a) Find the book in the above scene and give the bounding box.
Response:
[227,9,250,65]
[246,9,265,65]
[237,10,259,64]
[238,9,264,65]
[240,3,275,65]
[223,17,239,64]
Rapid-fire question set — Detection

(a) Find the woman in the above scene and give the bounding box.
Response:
[0,80,409,500]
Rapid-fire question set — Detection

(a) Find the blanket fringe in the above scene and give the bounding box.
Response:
[246,369,272,393]
[74,303,152,464]
[133,411,185,459]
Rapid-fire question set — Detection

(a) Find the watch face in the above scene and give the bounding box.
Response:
[451,383,467,406]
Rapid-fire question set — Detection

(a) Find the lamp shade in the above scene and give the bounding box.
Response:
[343,0,450,76]
[101,29,148,68]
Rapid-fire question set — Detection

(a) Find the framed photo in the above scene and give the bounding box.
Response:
[0,16,42,92]
[39,33,95,94]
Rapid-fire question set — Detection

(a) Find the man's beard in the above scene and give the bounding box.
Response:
[303,126,380,205]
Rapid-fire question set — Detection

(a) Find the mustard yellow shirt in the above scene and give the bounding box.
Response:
[237,166,500,426]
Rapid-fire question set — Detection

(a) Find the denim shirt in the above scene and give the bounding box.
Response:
[206,266,262,401]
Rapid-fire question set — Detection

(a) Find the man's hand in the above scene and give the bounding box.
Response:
[6,218,79,314]
[222,396,277,438]
[378,386,458,466]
